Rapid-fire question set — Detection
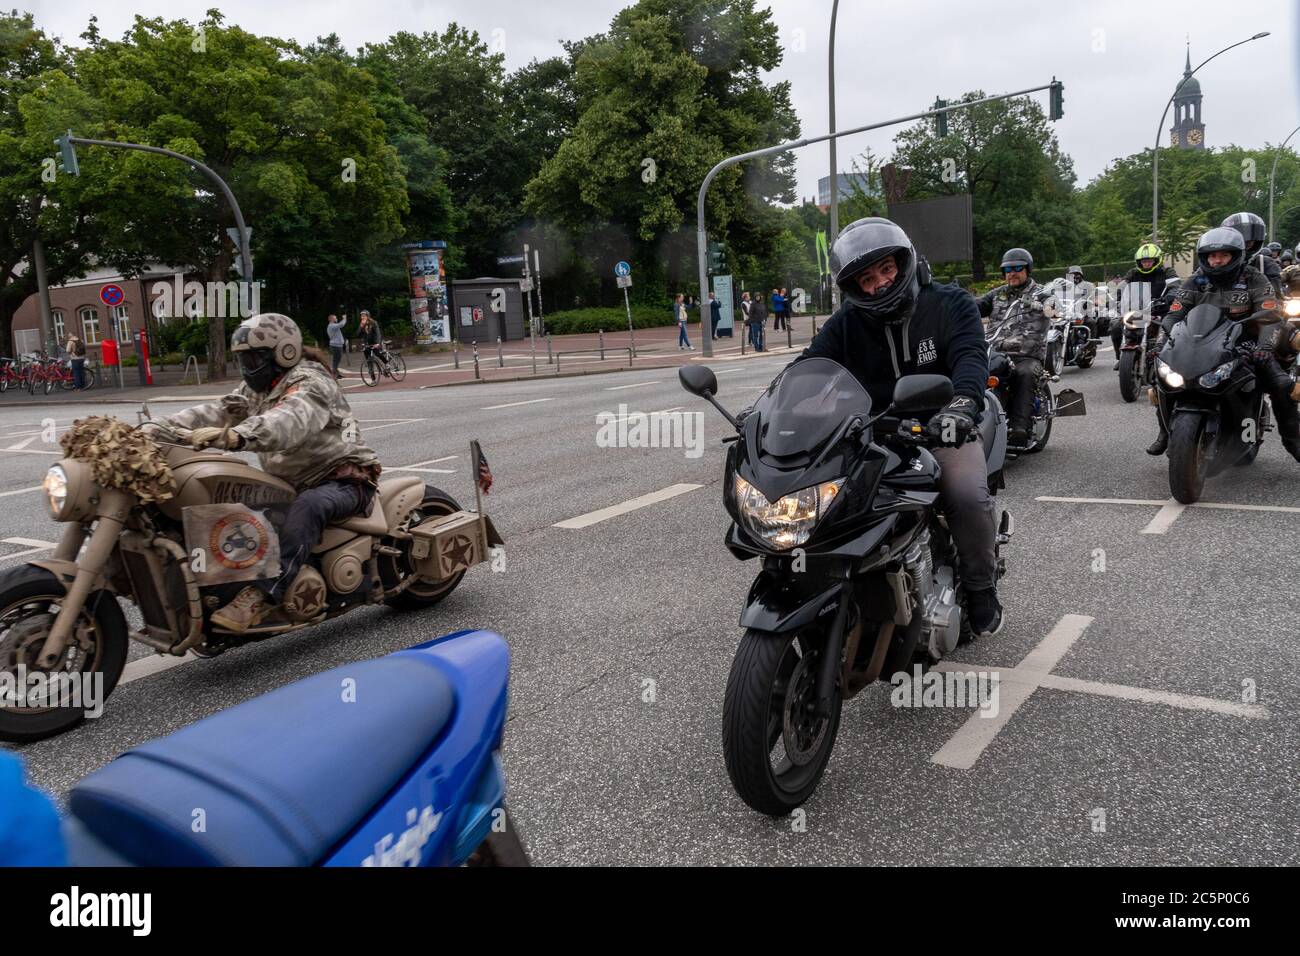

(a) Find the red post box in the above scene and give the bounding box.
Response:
[100,339,119,366]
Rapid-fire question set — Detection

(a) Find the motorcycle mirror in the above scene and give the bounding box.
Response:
[891,374,954,413]
[678,365,718,397]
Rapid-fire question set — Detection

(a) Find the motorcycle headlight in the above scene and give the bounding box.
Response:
[1156,360,1184,389]
[43,465,68,519]
[1284,298,1300,317]
[1198,361,1235,389]
[733,474,844,550]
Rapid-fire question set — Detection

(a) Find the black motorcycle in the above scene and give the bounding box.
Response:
[679,360,1011,815]
[1117,309,1165,403]
[1154,304,1269,503]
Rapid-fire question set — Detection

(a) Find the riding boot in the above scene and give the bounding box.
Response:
[1146,419,1169,456]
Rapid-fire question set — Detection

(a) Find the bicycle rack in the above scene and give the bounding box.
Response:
[180,354,202,386]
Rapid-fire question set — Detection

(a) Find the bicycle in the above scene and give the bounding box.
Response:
[53,358,97,391]
[360,340,407,387]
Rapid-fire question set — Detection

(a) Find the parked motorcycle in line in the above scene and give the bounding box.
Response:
[1153,304,1269,503]
[2,629,529,867]
[679,360,1012,815]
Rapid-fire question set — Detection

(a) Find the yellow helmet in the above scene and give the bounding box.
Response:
[1134,243,1162,273]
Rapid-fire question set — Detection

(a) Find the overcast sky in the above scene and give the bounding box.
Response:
[21,0,1300,199]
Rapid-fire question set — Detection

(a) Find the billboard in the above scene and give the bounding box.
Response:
[886,194,973,265]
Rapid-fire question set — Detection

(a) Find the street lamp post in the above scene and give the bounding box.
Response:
[827,0,841,314]
[697,83,1062,357]
[1268,124,1300,242]
[1151,33,1269,242]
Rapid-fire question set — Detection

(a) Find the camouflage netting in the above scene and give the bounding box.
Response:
[60,416,178,504]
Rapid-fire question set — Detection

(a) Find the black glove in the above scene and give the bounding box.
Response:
[927,396,979,446]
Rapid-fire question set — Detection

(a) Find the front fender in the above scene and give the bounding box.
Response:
[739,574,847,633]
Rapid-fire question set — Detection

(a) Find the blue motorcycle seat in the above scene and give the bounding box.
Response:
[68,654,455,866]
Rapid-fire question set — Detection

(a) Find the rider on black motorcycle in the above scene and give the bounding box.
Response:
[1147,228,1300,461]
[795,217,1004,638]
[977,248,1054,447]
[143,314,381,631]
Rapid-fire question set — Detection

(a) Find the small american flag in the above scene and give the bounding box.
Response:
[471,440,493,495]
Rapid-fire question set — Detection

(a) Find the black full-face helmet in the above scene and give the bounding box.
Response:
[1195,227,1247,288]
[830,217,920,323]
[1222,212,1266,257]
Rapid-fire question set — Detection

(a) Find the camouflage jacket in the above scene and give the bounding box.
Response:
[159,359,380,490]
[977,280,1056,362]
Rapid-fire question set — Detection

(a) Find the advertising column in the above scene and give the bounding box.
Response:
[404,240,451,345]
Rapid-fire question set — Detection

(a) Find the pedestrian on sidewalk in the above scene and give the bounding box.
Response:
[709,292,721,340]
[771,287,785,331]
[326,314,347,379]
[740,291,752,347]
[750,291,767,351]
[65,334,86,390]
[675,294,693,350]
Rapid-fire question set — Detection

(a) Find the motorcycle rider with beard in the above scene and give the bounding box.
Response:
[977,248,1055,447]
[142,313,381,631]
[1147,228,1300,462]
[794,217,1004,638]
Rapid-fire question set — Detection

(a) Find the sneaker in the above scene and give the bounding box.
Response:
[1112,360,1120,371]
[210,585,283,633]
[965,587,1004,640]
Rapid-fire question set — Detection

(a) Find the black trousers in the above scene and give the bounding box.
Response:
[330,346,343,377]
[266,480,376,601]
[1008,357,1042,430]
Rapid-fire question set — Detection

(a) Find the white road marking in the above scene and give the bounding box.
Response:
[1141,500,1187,535]
[605,381,662,390]
[118,653,196,686]
[0,537,58,561]
[1037,495,1300,534]
[930,614,1266,770]
[553,483,703,529]
[0,485,42,498]
[0,448,61,455]
[481,398,555,410]
[601,406,684,422]
[358,418,426,432]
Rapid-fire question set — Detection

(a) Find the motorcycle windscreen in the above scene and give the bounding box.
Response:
[754,358,872,460]
[1169,305,1234,376]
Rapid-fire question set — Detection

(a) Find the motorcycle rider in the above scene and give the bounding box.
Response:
[144,313,381,631]
[1115,243,1177,367]
[1147,228,1300,461]
[795,217,1004,638]
[977,248,1055,447]
[1223,212,1281,294]
[1062,264,1098,338]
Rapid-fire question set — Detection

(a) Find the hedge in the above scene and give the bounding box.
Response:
[542,305,694,335]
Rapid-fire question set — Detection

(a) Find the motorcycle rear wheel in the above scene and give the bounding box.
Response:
[722,629,842,816]
[0,565,128,742]
[1168,413,1208,504]
[382,485,469,609]
[1118,350,1141,403]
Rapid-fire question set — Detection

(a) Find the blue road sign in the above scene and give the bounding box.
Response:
[614,261,631,277]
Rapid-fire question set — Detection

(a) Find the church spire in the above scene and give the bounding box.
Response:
[1184,41,1192,75]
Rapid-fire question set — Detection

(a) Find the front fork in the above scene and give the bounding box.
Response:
[36,489,132,668]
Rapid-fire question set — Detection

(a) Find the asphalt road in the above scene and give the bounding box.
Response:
[3,341,1298,865]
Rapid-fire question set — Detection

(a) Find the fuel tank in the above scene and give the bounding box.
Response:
[157,446,295,521]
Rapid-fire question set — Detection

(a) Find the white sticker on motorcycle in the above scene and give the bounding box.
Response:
[182,504,282,585]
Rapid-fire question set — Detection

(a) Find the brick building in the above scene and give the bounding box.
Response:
[10,264,199,357]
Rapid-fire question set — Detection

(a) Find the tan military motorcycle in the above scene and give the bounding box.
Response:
[0,416,501,741]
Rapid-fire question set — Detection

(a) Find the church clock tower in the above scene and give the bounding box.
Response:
[1170,44,1206,149]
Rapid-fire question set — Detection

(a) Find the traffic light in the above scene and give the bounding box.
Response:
[707,241,725,274]
[933,97,948,137]
[1048,79,1064,121]
[54,130,79,176]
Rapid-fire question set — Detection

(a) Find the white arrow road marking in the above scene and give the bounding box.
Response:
[929,614,1266,771]
[553,483,702,529]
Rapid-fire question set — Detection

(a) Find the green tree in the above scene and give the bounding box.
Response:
[524,0,798,294]
[890,90,1081,278]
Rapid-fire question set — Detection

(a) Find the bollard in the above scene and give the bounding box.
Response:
[741,324,746,355]
[812,315,818,336]
[627,347,633,367]
[599,330,605,361]
[473,342,481,381]
[453,339,460,370]
[787,322,793,350]
[496,337,504,368]
[546,333,553,365]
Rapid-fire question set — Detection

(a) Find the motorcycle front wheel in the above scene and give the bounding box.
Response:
[1168,413,1208,504]
[722,629,842,816]
[0,565,129,742]
[1118,350,1141,403]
